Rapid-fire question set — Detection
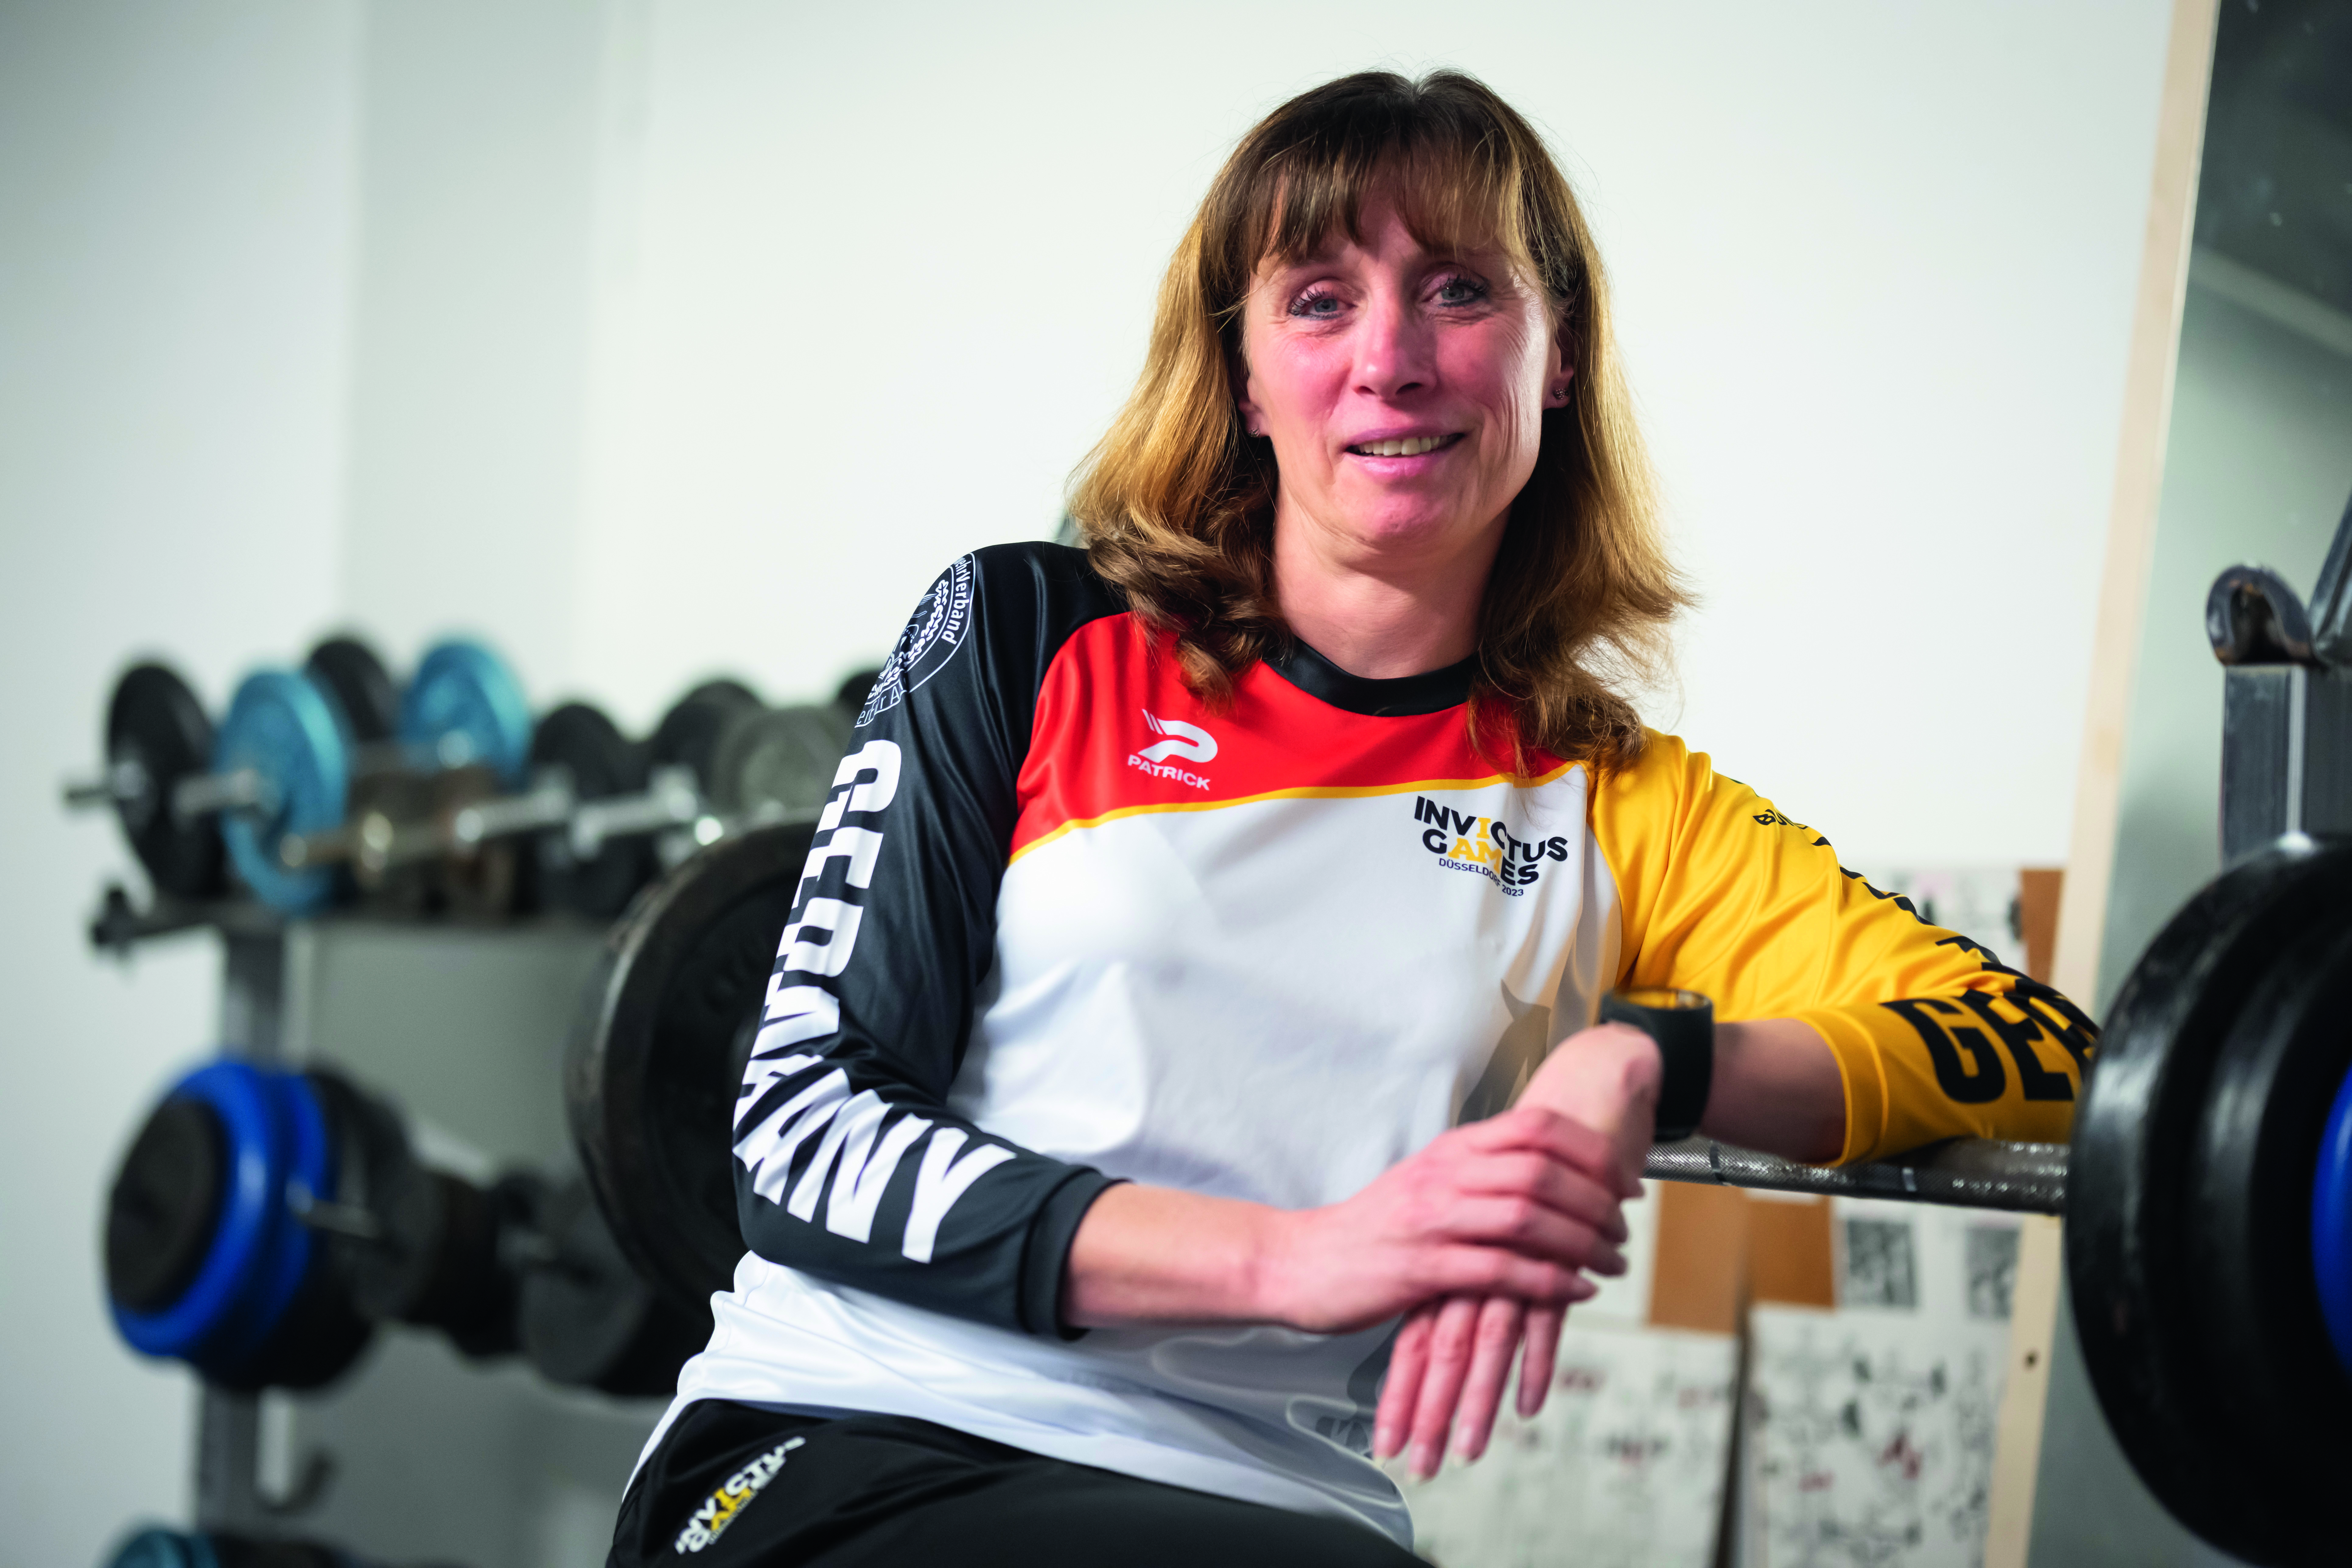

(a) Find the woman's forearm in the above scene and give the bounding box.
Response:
[1062,1183,1281,1328]
[1700,1017,1845,1164]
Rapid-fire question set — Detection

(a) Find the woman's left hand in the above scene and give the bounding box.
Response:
[1373,1022,1662,1477]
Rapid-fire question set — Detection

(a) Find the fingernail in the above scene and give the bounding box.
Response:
[1411,1442,1437,1478]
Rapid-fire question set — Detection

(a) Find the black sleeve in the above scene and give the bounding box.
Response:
[731,543,1123,1338]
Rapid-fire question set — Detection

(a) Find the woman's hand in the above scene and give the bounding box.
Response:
[1374,1022,1662,1476]
[1063,1104,1633,1331]
[1254,1104,1636,1335]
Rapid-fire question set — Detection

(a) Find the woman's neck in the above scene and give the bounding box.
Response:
[1270,504,1506,681]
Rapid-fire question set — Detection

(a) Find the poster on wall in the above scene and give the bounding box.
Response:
[1392,1320,1739,1568]
[1739,1200,2021,1568]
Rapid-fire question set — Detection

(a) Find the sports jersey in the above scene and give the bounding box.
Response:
[650,541,2096,1545]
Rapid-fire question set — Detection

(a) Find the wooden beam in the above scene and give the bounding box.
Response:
[1986,2,2218,1563]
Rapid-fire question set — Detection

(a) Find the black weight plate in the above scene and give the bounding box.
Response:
[679,677,762,712]
[708,704,850,819]
[106,1097,229,1314]
[650,681,764,793]
[518,1176,708,1396]
[105,663,225,900]
[532,702,655,920]
[2182,911,2352,1566]
[303,635,400,744]
[2068,838,2352,1556]
[567,821,813,1311]
[833,667,884,719]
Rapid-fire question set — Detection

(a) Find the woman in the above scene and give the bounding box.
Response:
[611,70,2094,1567]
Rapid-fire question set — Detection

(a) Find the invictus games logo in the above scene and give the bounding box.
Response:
[857,555,977,727]
[1412,796,1567,896]
[1127,709,1217,790]
[673,1436,804,1554]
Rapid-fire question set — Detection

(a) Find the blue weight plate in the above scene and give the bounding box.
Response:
[214,669,350,915]
[400,639,533,787]
[2314,1064,2352,1378]
[112,1062,289,1364]
[208,1066,331,1379]
[105,1529,220,1568]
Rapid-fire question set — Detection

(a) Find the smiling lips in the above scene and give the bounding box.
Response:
[1345,432,1463,457]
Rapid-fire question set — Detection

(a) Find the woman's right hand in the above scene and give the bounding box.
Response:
[1253,1105,1636,1336]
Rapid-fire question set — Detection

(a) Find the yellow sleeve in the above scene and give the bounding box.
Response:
[1590,731,2097,1164]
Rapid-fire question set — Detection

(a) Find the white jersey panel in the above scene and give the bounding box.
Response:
[665,768,1624,1544]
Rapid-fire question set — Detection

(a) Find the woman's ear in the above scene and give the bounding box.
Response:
[1545,320,1577,409]
[1231,354,1267,438]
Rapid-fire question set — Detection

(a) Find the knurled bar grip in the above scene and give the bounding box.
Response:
[1642,1136,2068,1214]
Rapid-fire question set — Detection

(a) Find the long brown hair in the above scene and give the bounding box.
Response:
[1071,69,1686,772]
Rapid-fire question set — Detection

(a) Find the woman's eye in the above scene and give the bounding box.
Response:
[1434,275,1489,306]
[1289,292,1344,318]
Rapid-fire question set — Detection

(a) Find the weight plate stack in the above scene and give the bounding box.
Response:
[2182,908,2352,1567]
[302,635,400,745]
[2067,837,2352,1564]
[213,669,352,916]
[567,820,814,1310]
[709,703,851,821]
[105,663,226,900]
[106,1061,373,1391]
[518,1176,710,1397]
[649,679,763,798]
[531,701,656,919]
[399,639,534,789]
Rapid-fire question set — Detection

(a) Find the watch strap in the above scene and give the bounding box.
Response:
[1597,987,1715,1143]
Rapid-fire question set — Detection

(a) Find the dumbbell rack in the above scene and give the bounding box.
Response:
[152,909,664,1567]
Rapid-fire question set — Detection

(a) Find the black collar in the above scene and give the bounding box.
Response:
[1265,639,1477,716]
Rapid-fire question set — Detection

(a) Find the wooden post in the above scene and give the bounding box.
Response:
[1983,1,2219,1562]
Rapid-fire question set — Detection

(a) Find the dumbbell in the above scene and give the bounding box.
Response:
[63,639,401,906]
[350,671,862,922]
[67,638,531,916]
[105,1060,705,1398]
[308,678,758,922]
[266,642,536,914]
[103,1527,468,1568]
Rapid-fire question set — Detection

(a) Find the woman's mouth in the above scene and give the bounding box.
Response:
[1345,433,1463,457]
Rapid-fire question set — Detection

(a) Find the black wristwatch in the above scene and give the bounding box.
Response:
[1597,987,1715,1143]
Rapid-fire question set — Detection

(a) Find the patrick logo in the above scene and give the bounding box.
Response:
[1129,710,1216,789]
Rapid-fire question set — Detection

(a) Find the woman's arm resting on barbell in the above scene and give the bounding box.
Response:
[1061,1105,1637,1331]
[1701,1016,1846,1163]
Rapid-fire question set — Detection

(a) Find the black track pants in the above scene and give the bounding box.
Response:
[610,1400,1422,1568]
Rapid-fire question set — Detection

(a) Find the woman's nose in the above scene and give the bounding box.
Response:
[1352,286,1436,400]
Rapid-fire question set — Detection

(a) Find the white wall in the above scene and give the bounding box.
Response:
[569,0,2174,873]
[0,3,361,1564]
[0,2,2183,1560]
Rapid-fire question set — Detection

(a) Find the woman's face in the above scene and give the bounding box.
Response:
[1236,194,1568,571]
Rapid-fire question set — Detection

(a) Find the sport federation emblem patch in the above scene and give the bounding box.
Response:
[673,1436,803,1554]
[857,555,977,727]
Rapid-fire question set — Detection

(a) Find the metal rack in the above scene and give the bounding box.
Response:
[145,907,662,1567]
